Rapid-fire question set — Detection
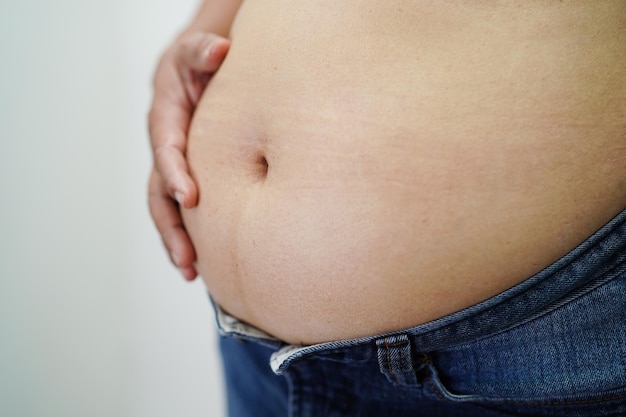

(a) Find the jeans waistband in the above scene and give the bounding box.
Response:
[214,208,626,375]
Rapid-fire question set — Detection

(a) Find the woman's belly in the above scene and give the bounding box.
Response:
[182,0,626,344]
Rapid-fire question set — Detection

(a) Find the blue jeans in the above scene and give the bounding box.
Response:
[215,209,626,417]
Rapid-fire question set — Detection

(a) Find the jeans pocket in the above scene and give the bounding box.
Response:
[423,274,626,412]
[424,365,626,417]
[426,360,626,405]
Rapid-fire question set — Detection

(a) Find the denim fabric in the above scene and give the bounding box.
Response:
[220,336,289,417]
[216,208,626,417]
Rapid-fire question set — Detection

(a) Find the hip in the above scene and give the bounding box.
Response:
[216,207,626,416]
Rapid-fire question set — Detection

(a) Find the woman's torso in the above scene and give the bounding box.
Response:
[182,0,626,344]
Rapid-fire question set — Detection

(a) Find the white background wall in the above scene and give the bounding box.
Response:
[0,1,226,416]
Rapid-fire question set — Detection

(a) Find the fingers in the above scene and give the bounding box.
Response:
[179,33,230,105]
[148,33,230,209]
[179,32,231,72]
[147,32,230,281]
[148,97,198,208]
[149,170,198,281]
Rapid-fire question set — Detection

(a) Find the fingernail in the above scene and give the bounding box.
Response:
[175,192,185,206]
[181,267,197,281]
[202,41,214,60]
[172,252,181,267]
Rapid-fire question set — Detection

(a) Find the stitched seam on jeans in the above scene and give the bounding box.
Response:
[443,266,626,352]
[428,379,626,406]
[383,341,408,348]
[384,338,399,384]
[497,391,626,407]
[427,379,449,402]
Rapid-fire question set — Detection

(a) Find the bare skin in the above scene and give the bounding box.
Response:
[164,1,626,345]
[148,0,242,281]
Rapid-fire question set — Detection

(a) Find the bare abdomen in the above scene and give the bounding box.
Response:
[182,0,626,344]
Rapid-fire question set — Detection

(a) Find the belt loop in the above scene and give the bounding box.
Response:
[376,334,421,386]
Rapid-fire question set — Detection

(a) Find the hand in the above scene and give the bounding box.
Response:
[148,32,231,281]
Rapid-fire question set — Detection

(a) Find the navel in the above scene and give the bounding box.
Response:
[256,154,269,179]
